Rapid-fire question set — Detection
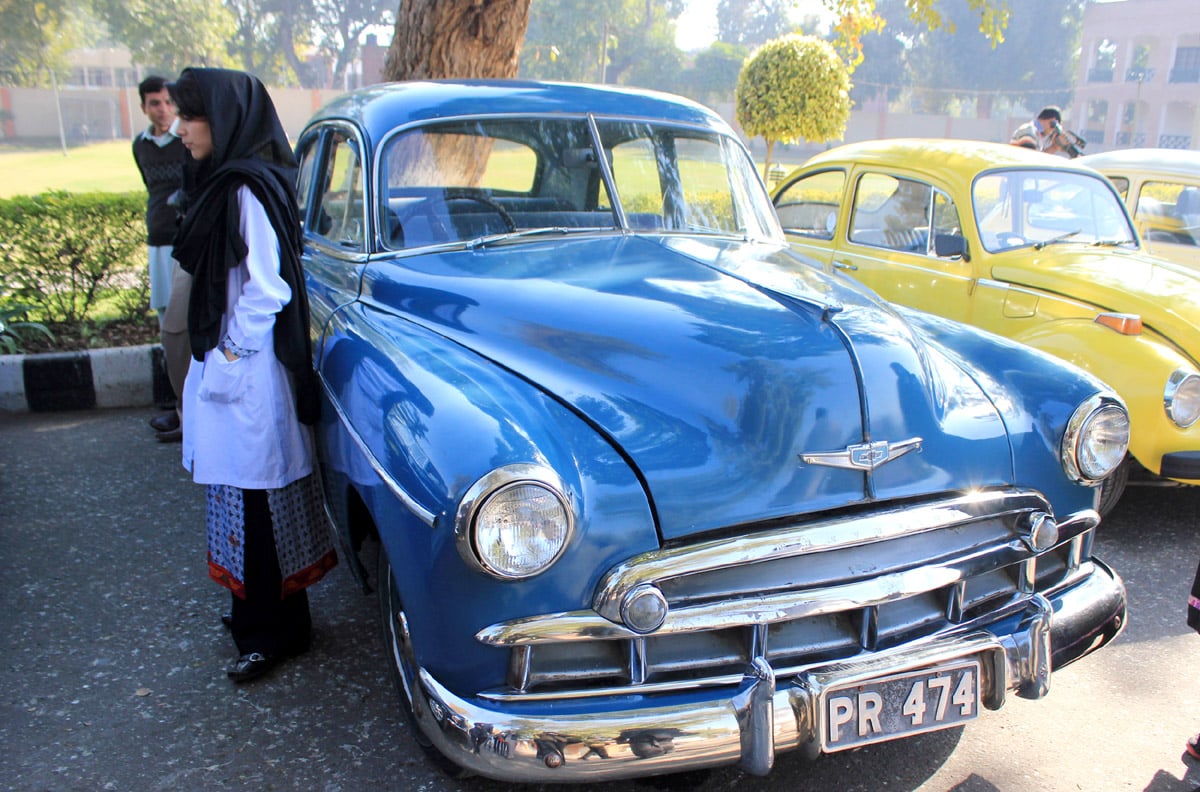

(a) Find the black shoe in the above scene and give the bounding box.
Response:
[149,412,179,432]
[220,612,233,630]
[226,652,278,683]
[155,426,182,443]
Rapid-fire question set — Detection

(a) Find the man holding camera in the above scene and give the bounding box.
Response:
[1011,106,1085,158]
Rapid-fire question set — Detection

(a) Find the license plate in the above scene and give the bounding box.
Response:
[821,659,980,752]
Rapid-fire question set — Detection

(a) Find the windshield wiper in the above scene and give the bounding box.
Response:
[465,225,608,250]
[1090,238,1136,247]
[1032,230,1081,250]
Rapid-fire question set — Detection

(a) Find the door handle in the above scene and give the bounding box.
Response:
[833,260,858,272]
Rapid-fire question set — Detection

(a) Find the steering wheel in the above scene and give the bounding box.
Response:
[393,190,517,247]
[993,232,1026,249]
[442,189,517,233]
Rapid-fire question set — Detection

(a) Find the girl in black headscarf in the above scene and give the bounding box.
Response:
[168,68,335,683]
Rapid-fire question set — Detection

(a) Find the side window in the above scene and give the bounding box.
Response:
[314,132,365,251]
[1139,181,1199,246]
[774,170,845,240]
[294,133,320,229]
[1107,176,1130,201]
[850,174,933,253]
[930,189,966,259]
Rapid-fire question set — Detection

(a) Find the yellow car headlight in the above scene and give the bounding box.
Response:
[1165,370,1200,429]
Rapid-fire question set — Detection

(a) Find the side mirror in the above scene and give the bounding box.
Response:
[934,233,969,261]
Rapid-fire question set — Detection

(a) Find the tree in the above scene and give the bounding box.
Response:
[735,34,850,176]
[0,0,91,87]
[311,0,396,88]
[679,41,748,106]
[902,0,1083,116]
[95,0,236,77]
[848,0,915,107]
[824,0,1008,67]
[223,0,313,86]
[381,0,1007,84]
[716,0,793,49]
[520,0,623,82]
[384,0,531,80]
[517,0,683,88]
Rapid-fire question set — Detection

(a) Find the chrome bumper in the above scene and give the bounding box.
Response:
[411,561,1125,782]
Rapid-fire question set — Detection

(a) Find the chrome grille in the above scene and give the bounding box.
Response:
[477,489,1098,701]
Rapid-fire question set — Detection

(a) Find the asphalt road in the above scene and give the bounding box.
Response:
[2,406,1198,792]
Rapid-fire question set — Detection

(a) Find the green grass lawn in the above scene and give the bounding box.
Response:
[0,141,146,197]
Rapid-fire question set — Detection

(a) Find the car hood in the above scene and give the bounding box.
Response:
[364,235,1016,540]
[989,247,1200,363]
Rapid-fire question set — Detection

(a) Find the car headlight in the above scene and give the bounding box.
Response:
[1062,394,1130,485]
[455,464,573,579]
[1165,370,1200,428]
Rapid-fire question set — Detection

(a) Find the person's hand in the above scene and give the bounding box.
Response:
[222,347,239,362]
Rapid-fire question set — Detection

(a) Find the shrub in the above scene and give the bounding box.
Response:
[736,35,852,178]
[0,303,54,354]
[0,191,148,325]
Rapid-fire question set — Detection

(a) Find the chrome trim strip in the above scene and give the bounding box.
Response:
[478,504,1099,653]
[590,489,1050,623]
[480,563,973,647]
[318,374,436,526]
[477,566,1096,703]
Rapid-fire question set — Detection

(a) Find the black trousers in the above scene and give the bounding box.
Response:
[230,489,312,657]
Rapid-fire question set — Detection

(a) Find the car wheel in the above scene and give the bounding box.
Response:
[1097,457,1130,517]
[377,549,473,779]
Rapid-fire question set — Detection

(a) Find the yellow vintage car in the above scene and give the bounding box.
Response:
[1079,147,1200,269]
[773,138,1200,512]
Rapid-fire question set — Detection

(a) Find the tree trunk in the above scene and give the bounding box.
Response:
[384,0,532,81]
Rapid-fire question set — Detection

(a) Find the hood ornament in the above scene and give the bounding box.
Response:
[801,438,923,471]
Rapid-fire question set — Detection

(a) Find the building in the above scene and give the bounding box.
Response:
[1074,0,1200,151]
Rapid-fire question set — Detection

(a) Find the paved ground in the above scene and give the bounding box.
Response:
[1,406,1198,792]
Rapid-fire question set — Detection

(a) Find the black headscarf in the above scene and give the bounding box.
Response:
[169,68,319,424]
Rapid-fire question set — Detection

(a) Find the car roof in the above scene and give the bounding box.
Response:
[797,138,1105,193]
[1079,148,1200,180]
[305,79,731,143]
[801,138,1099,175]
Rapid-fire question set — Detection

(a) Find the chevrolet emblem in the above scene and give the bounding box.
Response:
[801,438,923,471]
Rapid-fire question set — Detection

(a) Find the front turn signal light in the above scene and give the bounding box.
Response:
[1094,313,1143,335]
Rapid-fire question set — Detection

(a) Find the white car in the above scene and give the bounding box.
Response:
[1079,147,1200,268]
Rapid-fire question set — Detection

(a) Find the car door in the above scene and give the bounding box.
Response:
[296,123,372,365]
[837,170,975,323]
[773,167,844,269]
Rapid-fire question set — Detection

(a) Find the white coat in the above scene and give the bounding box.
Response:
[181,185,314,490]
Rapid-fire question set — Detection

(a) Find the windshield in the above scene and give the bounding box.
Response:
[379,117,780,250]
[972,169,1136,253]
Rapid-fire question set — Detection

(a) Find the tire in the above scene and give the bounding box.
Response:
[377,549,473,779]
[1097,457,1130,517]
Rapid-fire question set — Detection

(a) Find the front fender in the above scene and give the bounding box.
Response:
[1010,318,1200,482]
[316,299,660,693]
[898,307,1118,513]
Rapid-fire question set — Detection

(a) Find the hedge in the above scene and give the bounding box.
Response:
[0,191,149,325]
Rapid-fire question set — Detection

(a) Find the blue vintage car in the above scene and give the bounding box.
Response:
[296,80,1130,782]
